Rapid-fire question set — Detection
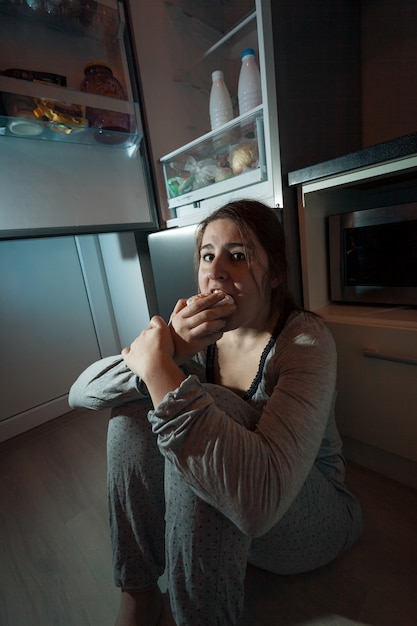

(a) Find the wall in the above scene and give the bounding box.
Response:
[271,0,362,305]
[272,0,362,175]
[362,0,417,146]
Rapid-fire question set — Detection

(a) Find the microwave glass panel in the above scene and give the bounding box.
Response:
[344,220,417,288]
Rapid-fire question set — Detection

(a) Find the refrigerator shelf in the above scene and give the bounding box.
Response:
[160,106,266,209]
[0,77,141,148]
[0,113,142,148]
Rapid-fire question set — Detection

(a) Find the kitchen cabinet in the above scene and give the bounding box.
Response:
[0,0,158,236]
[326,319,417,463]
[289,135,417,487]
[0,236,102,440]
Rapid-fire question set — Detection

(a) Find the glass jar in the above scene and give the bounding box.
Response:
[80,62,134,144]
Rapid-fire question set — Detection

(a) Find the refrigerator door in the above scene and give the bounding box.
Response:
[148,225,199,322]
[0,2,158,238]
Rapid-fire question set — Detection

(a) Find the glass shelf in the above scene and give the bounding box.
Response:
[164,0,254,38]
[0,0,122,42]
[160,105,266,209]
[0,112,141,147]
[0,47,141,147]
[173,9,256,83]
[170,2,257,97]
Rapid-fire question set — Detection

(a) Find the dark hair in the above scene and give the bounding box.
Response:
[195,199,299,327]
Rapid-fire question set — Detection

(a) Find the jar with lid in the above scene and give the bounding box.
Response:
[80,62,134,144]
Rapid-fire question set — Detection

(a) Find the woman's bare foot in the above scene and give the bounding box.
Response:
[114,585,163,626]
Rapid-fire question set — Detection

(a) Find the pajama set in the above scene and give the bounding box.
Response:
[69,310,363,625]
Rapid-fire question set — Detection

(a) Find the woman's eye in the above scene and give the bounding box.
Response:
[200,250,246,262]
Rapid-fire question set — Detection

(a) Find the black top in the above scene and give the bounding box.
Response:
[205,315,289,401]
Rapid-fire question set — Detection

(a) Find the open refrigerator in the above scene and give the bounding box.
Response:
[128,0,283,228]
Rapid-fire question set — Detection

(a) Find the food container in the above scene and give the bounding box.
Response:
[80,62,134,144]
[1,68,67,136]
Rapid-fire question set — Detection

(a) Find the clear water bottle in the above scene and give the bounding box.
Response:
[209,70,233,130]
[238,48,262,116]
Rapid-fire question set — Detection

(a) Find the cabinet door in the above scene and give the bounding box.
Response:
[0,237,101,420]
[327,321,417,463]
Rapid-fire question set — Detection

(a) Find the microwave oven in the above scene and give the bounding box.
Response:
[328,203,417,306]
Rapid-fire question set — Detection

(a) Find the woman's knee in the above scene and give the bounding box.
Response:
[107,399,159,469]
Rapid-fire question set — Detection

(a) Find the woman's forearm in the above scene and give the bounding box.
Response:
[144,357,186,407]
[68,355,146,410]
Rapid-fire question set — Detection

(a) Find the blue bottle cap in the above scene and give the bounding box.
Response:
[241,48,255,59]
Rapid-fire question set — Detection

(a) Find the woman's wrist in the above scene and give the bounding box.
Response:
[142,354,186,407]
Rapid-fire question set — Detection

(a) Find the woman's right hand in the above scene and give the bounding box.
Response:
[168,292,236,364]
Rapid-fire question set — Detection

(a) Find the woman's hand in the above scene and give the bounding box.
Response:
[122,315,174,379]
[122,316,185,406]
[169,291,236,364]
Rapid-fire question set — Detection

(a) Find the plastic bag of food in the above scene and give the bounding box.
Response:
[183,156,218,190]
[33,100,86,134]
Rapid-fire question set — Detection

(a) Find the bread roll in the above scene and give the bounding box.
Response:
[186,290,234,307]
[231,141,258,175]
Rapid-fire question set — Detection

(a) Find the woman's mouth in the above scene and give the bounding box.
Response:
[211,289,235,306]
[186,290,235,307]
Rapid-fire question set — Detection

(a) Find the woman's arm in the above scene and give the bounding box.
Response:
[69,292,233,411]
[147,314,337,538]
[121,316,186,407]
[68,355,146,410]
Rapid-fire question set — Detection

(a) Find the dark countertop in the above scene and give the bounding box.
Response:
[288,132,417,187]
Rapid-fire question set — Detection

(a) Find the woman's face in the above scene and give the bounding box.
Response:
[197,218,275,331]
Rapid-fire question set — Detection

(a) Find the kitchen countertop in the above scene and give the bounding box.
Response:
[288,132,417,187]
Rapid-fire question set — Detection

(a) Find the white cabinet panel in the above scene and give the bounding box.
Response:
[0,236,101,420]
[327,321,417,463]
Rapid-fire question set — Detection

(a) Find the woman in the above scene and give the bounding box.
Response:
[69,199,363,626]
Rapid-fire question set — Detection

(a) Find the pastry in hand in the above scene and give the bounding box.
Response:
[186,290,234,307]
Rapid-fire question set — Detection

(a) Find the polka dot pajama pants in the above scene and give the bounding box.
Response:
[107,387,361,625]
